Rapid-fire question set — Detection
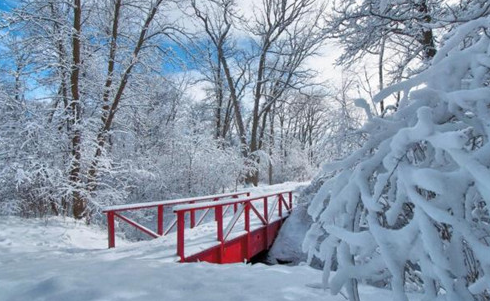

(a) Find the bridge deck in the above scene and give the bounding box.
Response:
[112,213,285,262]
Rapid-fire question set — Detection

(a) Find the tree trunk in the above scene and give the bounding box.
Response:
[379,36,385,114]
[417,0,436,59]
[268,102,275,185]
[215,60,223,140]
[219,48,248,157]
[88,0,164,191]
[70,0,84,219]
[222,95,233,139]
[87,0,121,192]
[247,45,269,186]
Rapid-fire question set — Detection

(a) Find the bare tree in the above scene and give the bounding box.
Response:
[3,0,184,219]
[190,0,328,185]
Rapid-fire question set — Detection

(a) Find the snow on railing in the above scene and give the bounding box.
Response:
[102,191,250,248]
[173,190,293,262]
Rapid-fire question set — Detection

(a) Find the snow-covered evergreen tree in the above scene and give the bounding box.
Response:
[303,15,490,301]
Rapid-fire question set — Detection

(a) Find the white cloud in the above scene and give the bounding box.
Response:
[305,43,343,85]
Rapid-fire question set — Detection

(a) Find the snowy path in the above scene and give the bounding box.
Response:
[0,183,423,300]
[0,215,414,301]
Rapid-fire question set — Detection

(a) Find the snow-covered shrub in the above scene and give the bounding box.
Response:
[303,17,490,301]
[0,87,69,217]
[270,140,315,184]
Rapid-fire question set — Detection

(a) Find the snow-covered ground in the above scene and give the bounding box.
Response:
[1,183,423,300]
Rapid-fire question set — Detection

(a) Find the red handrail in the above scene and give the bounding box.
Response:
[173,190,293,262]
[102,191,250,248]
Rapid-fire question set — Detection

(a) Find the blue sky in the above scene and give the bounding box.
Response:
[161,42,197,74]
[0,0,16,11]
[0,0,197,74]
[0,0,339,101]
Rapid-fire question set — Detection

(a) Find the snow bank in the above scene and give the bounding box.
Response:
[266,203,311,264]
[0,216,126,253]
[266,181,321,265]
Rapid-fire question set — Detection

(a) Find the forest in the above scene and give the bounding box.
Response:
[0,0,366,219]
[2,0,490,300]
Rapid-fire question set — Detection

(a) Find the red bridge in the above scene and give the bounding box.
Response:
[102,190,294,263]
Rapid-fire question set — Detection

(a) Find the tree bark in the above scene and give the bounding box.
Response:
[219,48,248,156]
[191,1,248,157]
[70,0,84,219]
[416,0,436,59]
[87,0,121,191]
[268,102,275,185]
[214,59,223,140]
[88,0,164,191]
[379,36,385,114]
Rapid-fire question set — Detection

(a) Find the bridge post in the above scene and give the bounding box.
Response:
[215,205,224,263]
[263,197,269,249]
[107,211,115,248]
[177,211,185,262]
[244,202,251,261]
[288,191,293,211]
[263,197,268,222]
[157,205,164,236]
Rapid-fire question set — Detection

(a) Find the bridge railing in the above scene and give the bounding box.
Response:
[102,191,250,248]
[173,190,293,262]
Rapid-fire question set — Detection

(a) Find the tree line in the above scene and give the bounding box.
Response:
[1,0,485,220]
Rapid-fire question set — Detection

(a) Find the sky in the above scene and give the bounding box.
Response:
[0,0,345,104]
[0,0,16,11]
[168,0,344,102]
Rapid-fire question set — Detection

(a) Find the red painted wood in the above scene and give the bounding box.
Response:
[177,211,185,262]
[107,211,115,248]
[263,197,268,222]
[263,197,268,249]
[174,191,292,263]
[173,191,292,213]
[244,203,250,232]
[183,219,285,263]
[103,191,249,248]
[222,237,245,263]
[157,205,164,236]
[105,190,293,265]
[102,191,250,213]
[216,205,223,242]
[215,205,224,263]
[244,203,251,260]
